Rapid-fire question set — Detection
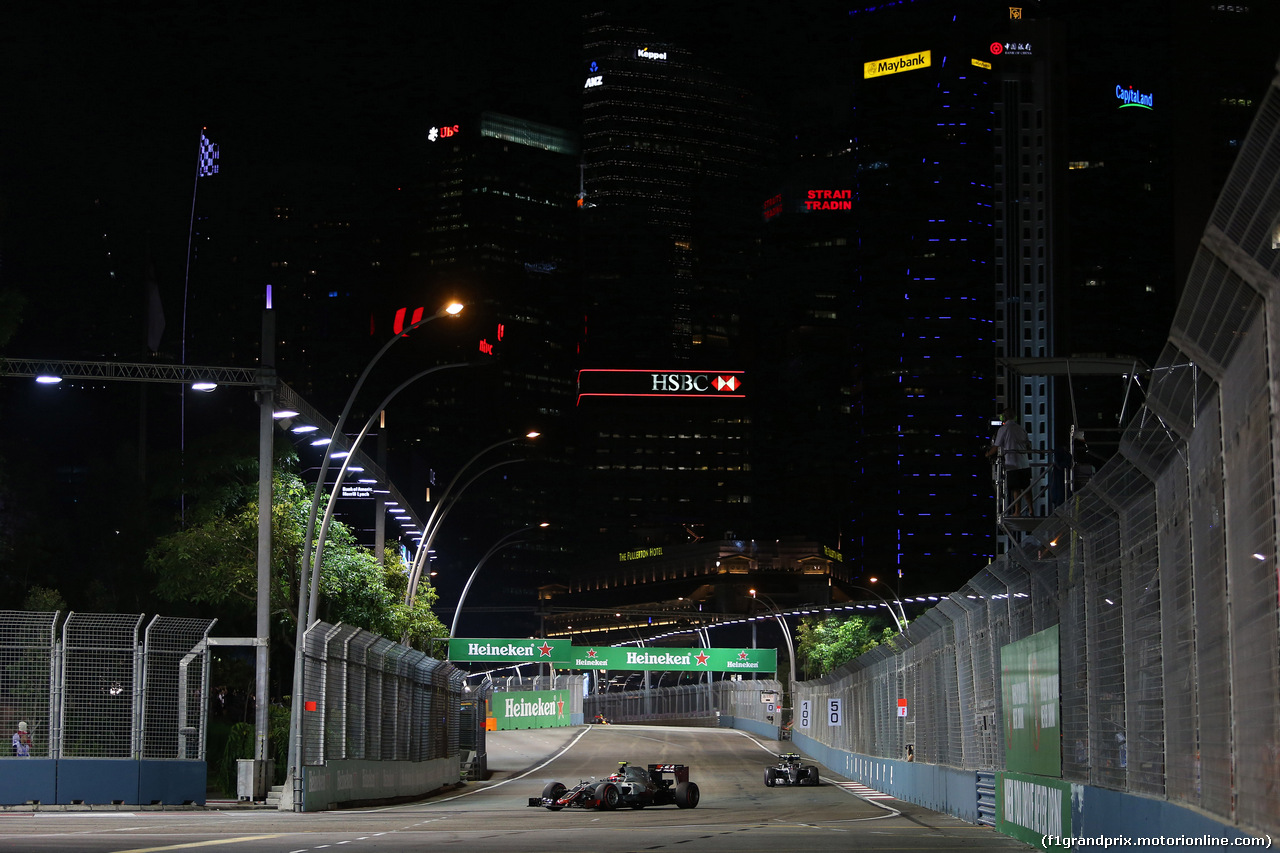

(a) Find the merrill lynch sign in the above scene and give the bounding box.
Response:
[577,369,745,403]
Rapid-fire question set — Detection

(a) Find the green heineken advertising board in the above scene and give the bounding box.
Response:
[558,646,777,673]
[995,771,1073,848]
[448,638,570,663]
[1000,625,1061,777]
[492,689,571,731]
[448,639,777,673]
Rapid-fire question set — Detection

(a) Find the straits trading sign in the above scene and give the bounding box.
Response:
[864,50,931,79]
[576,368,746,404]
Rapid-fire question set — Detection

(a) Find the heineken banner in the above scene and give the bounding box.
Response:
[448,638,570,663]
[448,639,777,673]
[1000,625,1062,777]
[560,646,777,673]
[995,771,1073,848]
[492,689,571,731]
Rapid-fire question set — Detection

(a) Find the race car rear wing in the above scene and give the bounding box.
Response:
[646,763,689,784]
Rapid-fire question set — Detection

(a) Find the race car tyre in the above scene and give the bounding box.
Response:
[674,781,700,809]
[804,767,820,786]
[541,781,567,800]
[595,782,621,810]
[764,768,775,787]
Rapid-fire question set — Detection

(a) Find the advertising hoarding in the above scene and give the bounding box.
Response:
[1000,625,1061,777]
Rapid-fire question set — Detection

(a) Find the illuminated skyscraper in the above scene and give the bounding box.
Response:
[573,9,773,553]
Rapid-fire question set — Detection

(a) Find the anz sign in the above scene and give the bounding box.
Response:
[576,369,745,404]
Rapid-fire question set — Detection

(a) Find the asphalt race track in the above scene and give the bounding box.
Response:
[0,725,1032,852]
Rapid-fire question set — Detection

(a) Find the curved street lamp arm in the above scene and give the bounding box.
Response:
[297,305,459,633]
[406,433,534,578]
[306,361,472,625]
[449,526,544,638]
[853,585,909,636]
[287,302,459,810]
[405,457,527,605]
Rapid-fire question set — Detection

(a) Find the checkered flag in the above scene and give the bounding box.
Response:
[199,131,219,176]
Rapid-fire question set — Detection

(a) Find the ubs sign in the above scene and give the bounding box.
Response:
[577,368,746,404]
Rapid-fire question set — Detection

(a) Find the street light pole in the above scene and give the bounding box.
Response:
[749,589,796,705]
[286,301,462,812]
[404,432,540,606]
[305,360,472,624]
[449,523,549,639]
[866,576,910,636]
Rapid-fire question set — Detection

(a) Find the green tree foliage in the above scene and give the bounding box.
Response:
[23,586,66,612]
[145,458,446,652]
[795,615,898,680]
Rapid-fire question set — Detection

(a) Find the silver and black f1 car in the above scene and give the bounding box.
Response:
[528,761,701,810]
[764,752,820,786]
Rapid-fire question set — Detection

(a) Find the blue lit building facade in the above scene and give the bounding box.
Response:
[839,3,1001,590]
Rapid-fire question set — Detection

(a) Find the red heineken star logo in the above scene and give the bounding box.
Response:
[695,651,710,666]
[738,650,750,660]
[587,649,598,658]
[538,642,553,657]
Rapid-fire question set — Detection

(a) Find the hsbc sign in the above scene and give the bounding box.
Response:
[577,368,745,403]
[651,373,740,392]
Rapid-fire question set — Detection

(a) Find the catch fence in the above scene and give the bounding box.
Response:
[298,620,464,765]
[0,611,215,760]
[585,678,785,727]
[794,58,1280,842]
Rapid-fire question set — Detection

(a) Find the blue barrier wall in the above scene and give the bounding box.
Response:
[139,760,207,805]
[784,729,1261,851]
[0,759,205,807]
[717,714,781,742]
[0,759,57,805]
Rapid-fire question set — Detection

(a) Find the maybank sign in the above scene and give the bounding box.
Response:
[864,50,931,79]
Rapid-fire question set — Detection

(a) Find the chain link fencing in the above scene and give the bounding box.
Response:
[584,678,784,726]
[0,611,215,761]
[791,61,1280,841]
[299,620,463,766]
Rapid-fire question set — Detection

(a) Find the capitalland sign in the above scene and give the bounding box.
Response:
[554,646,777,672]
[448,638,570,662]
[864,50,931,79]
[577,368,745,403]
[1116,84,1153,110]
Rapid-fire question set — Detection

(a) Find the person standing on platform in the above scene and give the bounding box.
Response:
[988,410,1032,517]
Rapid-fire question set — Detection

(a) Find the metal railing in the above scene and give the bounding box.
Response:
[298,620,463,765]
[0,611,215,760]
[791,58,1280,841]
[584,678,784,726]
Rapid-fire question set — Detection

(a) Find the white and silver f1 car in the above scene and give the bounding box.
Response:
[528,761,701,810]
[764,752,820,786]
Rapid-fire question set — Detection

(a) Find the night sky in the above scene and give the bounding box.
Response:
[1,1,826,361]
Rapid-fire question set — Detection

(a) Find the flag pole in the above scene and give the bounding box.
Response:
[180,129,219,524]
